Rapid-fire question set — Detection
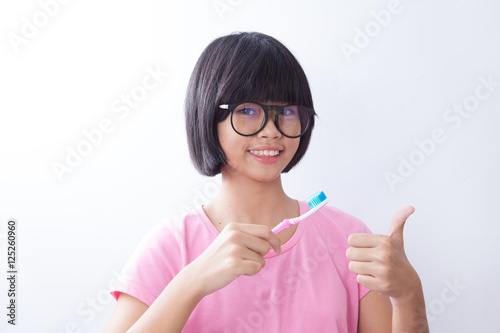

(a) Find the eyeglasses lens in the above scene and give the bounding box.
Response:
[231,103,308,137]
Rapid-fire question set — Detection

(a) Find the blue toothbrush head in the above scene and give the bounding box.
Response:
[306,191,328,208]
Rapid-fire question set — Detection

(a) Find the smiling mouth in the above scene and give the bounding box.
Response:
[248,149,281,157]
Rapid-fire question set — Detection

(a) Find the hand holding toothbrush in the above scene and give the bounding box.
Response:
[184,191,326,298]
[183,223,282,297]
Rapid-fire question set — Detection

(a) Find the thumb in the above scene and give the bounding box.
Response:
[387,205,415,245]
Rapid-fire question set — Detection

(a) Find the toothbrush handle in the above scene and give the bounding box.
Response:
[272,218,300,234]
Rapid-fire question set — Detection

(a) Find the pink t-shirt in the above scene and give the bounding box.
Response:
[110,201,372,332]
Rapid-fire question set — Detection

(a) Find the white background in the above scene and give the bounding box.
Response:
[1,0,499,332]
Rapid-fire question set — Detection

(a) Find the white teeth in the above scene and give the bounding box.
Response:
[250,150,280,157]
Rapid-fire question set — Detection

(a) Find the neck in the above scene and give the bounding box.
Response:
[203,169,298,230]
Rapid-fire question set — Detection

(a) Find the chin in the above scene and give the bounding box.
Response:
[249,169,284,183]
[223,157,290,183]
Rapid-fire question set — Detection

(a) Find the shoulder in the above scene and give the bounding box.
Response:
[134,206,217,263]
[121,207,211,273]
[152,206,210,237]
[131,208,205,252]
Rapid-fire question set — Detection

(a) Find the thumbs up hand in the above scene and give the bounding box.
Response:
[346,206,420,299]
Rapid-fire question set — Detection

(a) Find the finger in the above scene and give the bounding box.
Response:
[242,235,274,257]
[238,224,282,255]
[240,248,266,269]
[348,261,374,276]
[387,205,415,245]
[346,247,376,262]
[238,259,265,276]
[356,274,377,290]
[348,233,387,248]
[229,247,266,277]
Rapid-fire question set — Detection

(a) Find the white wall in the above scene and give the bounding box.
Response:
[1,0,499,331]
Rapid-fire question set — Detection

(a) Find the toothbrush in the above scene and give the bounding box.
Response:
[272,191,329,234]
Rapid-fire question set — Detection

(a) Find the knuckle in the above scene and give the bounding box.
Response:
[258,224,269,232]
[227,244,242,256]
[225,223,239,232]
[250,262,263,275]
[380,236,392,248]
[380,278,394,293]
[259,225,273,239]
[225,256,239,270]
[378,267,394,286]
[376,251,390,263]
[226,230,243,243]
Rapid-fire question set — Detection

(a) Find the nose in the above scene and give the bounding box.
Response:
[258,109,281,139]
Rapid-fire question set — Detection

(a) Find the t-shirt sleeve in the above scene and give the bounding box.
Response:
[110,222,182,307]
[341,210,373,300]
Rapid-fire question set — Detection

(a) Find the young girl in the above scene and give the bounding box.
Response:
[105,32,429,332]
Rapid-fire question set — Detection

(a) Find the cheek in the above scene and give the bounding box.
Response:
[217,122,232,151]
[288,139,300,157]
[217,122,245,163]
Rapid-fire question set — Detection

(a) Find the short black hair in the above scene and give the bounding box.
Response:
[185,31,315,176]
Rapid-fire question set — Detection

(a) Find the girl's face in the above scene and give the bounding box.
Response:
[217,101,300,183]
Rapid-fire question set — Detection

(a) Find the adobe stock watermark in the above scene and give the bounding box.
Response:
[426,278,467,323]
[57,269,129,333]
[7,0,72,54]
[212,0,244,21]
[385,73,499,191]
[177,177,222,213]
[405,278,466,332]
[51,64,169,182]
[340,0,404,64]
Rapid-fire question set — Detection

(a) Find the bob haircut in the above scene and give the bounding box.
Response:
[185,31,316,176]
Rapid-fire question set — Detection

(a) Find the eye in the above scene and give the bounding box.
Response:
[281,106,298,117]
[235,106,259,116]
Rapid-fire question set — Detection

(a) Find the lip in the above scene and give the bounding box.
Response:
[248,146,284,151]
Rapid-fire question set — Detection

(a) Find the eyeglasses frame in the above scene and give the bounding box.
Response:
[218,102,315,138]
